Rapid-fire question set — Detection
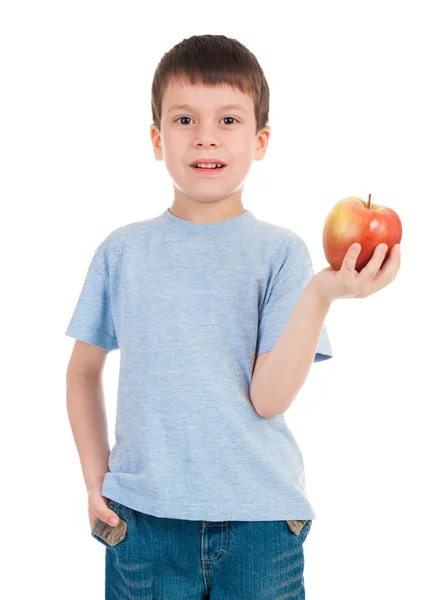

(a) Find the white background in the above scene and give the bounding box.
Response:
[2,1,445,598]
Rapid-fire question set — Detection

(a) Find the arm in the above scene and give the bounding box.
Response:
[66,340,111,493]
[250,278,332,418]
[250,240,401,418]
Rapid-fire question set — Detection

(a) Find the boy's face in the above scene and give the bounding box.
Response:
[150,78,270,208]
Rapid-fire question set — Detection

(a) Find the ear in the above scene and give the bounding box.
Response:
[150,124,163,161]
[254,126,271,161]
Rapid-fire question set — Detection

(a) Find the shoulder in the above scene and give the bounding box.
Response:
[253,217,310,264]
[92,216,159,259]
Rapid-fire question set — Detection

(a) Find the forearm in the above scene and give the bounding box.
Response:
[250,278,332,418]
[66,371,110,492]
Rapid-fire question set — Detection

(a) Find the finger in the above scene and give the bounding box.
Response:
[357,243,388,286]
[91,505,120,527]
[106,510,120,527]
[342,243,362,272]
[365,243,401,289]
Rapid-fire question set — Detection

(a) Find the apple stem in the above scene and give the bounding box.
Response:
[367,193,371,209]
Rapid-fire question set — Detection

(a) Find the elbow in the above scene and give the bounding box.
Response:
[257,406,275,419]
[250,391,269,418]
[250,392,288,419]
[259,404,285,419]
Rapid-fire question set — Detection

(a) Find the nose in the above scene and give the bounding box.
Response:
[193,126,221,148]
[194,138,219,148]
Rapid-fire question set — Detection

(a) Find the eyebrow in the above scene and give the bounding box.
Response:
[167,103,248,114]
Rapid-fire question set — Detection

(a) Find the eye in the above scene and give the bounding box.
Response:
[174,116,240,126]
[221,116,239,125]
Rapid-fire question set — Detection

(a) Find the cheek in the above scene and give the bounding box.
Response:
[232,148,255,171]
[231,134,257,158]
[162,144,184,170]
[160,129,182,155]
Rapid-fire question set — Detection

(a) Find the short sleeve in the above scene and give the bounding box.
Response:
[65,249,119,352]
[256,234,333,362]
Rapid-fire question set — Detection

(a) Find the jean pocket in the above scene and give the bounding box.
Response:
[286,519,312,539]
[91,502,128,547]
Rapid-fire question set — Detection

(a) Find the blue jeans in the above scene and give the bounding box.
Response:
[91,499,312,599]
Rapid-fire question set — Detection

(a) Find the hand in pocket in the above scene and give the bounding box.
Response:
[88,490,120,530]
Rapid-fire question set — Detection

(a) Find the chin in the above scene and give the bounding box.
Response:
[174,184,236,203]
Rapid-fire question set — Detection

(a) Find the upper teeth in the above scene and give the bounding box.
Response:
[194,163,223,168]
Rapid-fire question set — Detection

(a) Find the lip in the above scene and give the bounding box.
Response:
[188,158,228,166]
[189,164,227,176]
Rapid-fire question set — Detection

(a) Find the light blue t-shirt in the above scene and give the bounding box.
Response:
[65,207,333,521]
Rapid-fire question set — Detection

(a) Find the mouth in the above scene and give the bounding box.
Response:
[189,163,228,176]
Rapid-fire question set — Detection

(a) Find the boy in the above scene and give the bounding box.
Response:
[65,34,401,599]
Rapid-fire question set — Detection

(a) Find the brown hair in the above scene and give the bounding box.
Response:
[151,34,270,136]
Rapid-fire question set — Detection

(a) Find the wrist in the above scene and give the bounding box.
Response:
[307,276,335,307]
[86,474,107,494]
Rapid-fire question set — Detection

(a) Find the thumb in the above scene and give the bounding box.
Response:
[108,513,119,527]
[104,502,120,527]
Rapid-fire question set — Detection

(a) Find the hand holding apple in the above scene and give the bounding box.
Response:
[310,240,401,303]
[322,194,402,272]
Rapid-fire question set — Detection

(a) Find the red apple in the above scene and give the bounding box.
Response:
[323,194,402,271]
